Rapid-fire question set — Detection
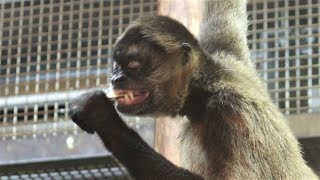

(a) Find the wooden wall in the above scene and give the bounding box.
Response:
[155,0,200,166]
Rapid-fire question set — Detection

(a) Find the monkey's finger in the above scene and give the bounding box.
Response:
[68,106,95,134]
[68,105,78,120]
[72,118,95,134]
[70,116,95,134]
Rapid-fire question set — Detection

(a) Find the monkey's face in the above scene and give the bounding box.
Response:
[108,35,194,117]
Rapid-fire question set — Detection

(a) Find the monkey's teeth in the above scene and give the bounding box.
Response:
[128,92,134,101]
[124,94,130,102]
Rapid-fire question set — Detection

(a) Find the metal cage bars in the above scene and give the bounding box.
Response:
[248,0,320,115]
[0,0,157,139]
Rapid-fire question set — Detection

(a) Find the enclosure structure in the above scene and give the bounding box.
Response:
[247,1,320,173]
[248,0,320,116]
[0,0,157,178]
[0,0,319,178]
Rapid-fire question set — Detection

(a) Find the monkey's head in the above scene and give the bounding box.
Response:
[108,16,200,117]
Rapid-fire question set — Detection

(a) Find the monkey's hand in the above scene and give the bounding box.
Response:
[68,90,203,180]
[68,90,121,134]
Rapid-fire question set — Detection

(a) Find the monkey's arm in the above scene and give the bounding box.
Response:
[198,0,249,61]
[69,90,203,180]
[98,123,202,180]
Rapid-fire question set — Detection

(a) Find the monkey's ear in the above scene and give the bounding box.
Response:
[181,43,191,66]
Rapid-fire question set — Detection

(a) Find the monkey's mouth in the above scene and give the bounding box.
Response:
[107,89,149,106]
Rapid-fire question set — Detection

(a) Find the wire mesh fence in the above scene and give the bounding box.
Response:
[0,0,157,140]
[0,0,157,178]
[248,0,320,115]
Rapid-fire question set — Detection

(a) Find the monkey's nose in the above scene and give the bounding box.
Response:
[111,74,128,84]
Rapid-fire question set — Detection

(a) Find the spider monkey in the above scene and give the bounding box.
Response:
[69,0,318,179]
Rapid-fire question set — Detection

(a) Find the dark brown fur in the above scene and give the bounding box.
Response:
[69,0,318,179]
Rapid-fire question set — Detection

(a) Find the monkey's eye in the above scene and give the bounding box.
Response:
[128,61,141,69]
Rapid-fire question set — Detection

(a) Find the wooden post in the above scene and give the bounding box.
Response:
[158,0,201,36]
[155,0,200,166]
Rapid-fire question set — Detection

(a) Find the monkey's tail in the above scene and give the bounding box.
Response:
[198,0,250,62]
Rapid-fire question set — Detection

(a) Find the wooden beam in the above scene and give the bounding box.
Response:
[155,0,201,166]
[158,0,200,36]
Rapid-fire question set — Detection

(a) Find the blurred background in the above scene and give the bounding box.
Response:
[0,0,319,179]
